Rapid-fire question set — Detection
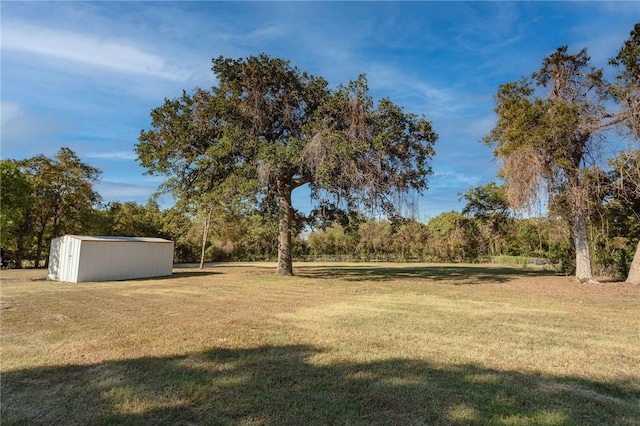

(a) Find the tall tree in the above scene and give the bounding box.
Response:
[610,24,640,283]
[485,29,639,282]
[18,147,101,267]
[137,54,437,275]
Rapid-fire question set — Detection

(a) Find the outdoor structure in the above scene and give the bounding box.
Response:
[48,235,174,283]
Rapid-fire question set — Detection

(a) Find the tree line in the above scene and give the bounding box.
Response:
[1,148,637,281]
[1,24,638,282]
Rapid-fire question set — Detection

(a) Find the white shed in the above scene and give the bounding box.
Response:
[48,235,174,283]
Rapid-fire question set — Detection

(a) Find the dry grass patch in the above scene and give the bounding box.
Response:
[1,263,639,425]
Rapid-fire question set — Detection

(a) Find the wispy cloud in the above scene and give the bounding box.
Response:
[2,1,635,217]
[96,181,158,199]
[363,64,460,119]
[1,101,26,128]
[86,151,138,161]
[431,171,482,188]
[1,21,190,81]
[96,180,174,207]
[0,101,69,153]
[452,2,525,54]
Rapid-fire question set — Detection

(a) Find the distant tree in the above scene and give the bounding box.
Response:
[391,219,428,261]
[509,218,547,257]
[240,211,280,260]
[485,26,639,282]
[358,220,393,259]
[137,54,437,275]
[160,207,202,263]
[461,182,512,257]
[309,201,366,234]
[461,182,510,220]
[425,211,478,262]
[105,200,167,238]
[543,216,573,271]
[15,148,101,268]
[0,160,32,267]
[600,149,640,282]
[309,223,353,257]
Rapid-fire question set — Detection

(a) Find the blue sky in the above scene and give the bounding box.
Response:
[2,2,638,220]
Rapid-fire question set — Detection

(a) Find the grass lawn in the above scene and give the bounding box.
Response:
[1,262,639,425]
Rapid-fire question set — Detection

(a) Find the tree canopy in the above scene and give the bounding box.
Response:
[137,54,437,275]
[484,25,640,282]
[0,160,32,267]
[0,148,102,268]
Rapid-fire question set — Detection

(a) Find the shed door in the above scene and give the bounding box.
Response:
[59,238,80,283]
[47,238,62,280]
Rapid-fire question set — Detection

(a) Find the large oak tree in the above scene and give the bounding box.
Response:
[137,54,437,275]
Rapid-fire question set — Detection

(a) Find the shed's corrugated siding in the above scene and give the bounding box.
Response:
[48,236,82,282]
[47,237,62,281]
[63,236,82,282]
[76,240,174,282]
[48,235,174,283]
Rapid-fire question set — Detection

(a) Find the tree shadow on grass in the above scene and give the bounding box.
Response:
[169,270,222,279]
[42,270,221,284]
[2,345,638,425]
[295,264,557,285]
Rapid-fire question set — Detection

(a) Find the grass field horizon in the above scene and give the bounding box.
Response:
[2,262,639,425]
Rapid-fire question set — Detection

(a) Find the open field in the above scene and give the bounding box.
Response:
[2,262,639,425]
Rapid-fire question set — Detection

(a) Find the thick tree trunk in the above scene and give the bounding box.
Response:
[12,217,31,269]
[626,241,640,284]
[199,206,212,270]
[573,208,594,282]
[276,189,294,276]
[34,229,45,268]
[14,237,24,269]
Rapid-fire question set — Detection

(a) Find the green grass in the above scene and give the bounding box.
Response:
[2,262,639,425]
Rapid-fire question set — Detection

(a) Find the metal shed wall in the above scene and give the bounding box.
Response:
[48,236,82,282]
[48,235,174,283]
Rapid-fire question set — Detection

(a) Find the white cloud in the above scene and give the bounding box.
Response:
[86,151,138,161]
[1,21,190,81]
[242,25,284,43]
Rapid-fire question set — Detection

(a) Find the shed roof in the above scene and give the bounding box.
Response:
[61,235,172,243]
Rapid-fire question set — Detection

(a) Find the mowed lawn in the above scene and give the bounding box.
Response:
[1,263,639,425]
